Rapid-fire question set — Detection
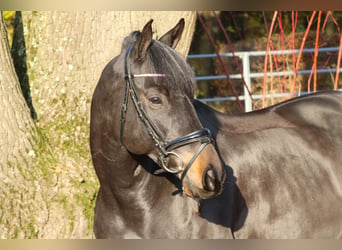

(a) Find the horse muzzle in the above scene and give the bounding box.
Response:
[158,128,226,199]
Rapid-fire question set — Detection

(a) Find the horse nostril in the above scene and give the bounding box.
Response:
[203,167,217,192]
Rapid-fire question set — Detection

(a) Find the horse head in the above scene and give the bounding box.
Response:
[92,19,225,200]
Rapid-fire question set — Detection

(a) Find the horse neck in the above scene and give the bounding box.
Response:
[98,147,186,205]
[194,99,293,139]
[104,153,201,231]
[95,140,230,238]
[193,99,261,161]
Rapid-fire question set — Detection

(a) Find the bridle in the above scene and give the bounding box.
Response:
[120,44,215,182]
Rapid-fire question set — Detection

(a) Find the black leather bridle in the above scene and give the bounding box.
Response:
[120,45,215,182]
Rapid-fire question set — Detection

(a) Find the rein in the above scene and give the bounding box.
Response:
[120,45,214,182]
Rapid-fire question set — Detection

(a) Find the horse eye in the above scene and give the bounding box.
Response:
[149,96,162,105]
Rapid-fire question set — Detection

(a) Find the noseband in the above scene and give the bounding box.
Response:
[120,45,215,182]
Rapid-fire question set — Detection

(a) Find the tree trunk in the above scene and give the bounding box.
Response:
[0,13,33,166]
[4,11,195,238]
[0,12,44,238]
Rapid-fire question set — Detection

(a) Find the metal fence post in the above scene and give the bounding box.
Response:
[242,52,252,112]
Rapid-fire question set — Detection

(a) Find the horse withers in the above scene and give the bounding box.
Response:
[90,19,228,238]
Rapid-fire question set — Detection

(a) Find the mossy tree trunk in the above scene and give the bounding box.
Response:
[0,11,196,238]
[0,13,34,164]
[0,12,46,239]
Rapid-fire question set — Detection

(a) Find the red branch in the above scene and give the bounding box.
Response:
[312,11,322,93]
[291,11,298,97]
[262,11,278,108]
[335,34,342,90]
[213,12,253,103]
[197,13,244,112]
[291,11,317,97]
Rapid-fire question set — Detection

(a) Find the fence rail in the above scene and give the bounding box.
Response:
[188,46,342,112]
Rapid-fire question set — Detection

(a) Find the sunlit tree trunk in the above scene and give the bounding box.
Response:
[0,14,34,165]
[0,12,46,238]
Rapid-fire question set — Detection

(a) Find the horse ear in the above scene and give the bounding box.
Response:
[159,18,185,49]
[134,19,153,61]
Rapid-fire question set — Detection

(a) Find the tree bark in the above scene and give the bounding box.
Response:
[0,12,43,238]
[0,13,34,165]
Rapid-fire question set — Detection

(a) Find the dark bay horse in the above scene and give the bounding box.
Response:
[90,19,342,238]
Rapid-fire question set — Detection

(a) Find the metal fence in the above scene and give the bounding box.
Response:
[188,46,342,112]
